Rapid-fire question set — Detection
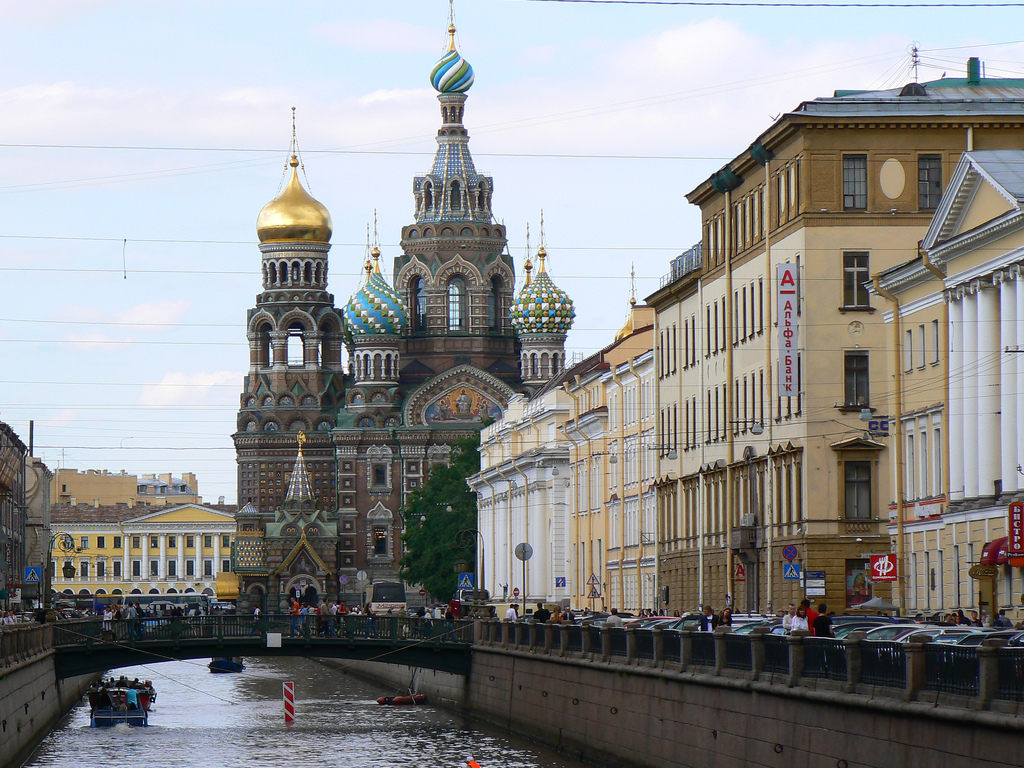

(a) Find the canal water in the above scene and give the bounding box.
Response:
[25,657,587,768]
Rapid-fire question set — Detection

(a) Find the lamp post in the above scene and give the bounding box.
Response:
[43,532,78,612]
[455,528,486,599]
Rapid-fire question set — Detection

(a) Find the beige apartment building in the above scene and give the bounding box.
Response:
[877,149,1024,622]
[649,59,1024,616]
[52,469,203,508]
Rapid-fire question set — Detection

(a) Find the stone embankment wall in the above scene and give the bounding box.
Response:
[1,625,98,768]
[317,658,468,710]
[468,644,1024,768]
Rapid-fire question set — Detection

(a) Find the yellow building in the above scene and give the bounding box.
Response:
[48,502,237,600]
[649,58,1024,615]
[52,469,203,508]
[877,149,1024,622]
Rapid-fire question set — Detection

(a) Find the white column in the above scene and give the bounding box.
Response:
[177,533,185,587]
[141,533,150,589]
[977,283,1001,498]
[1017,269,1024,490]
[999,272,1018,494]
[159,533,167,582]
[962,287,980,499]
[122,538,129,590]
[212,532,221,577]
[948,293,964,501]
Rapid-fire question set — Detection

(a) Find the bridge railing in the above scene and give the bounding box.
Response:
[50,614,475,649]
[1,623,52,667]
[474,621,1024,710]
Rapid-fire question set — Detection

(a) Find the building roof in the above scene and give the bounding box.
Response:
[52,502,238,524]
[966,149,1024,202]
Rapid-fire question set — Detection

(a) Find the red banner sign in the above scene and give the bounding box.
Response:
[869,554,898,582]
[1009,503,1024,565]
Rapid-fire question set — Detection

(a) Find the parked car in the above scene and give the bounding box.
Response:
[953,629,1024,646]
[862,624,975,643]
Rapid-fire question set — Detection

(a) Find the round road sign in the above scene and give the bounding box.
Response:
[513,587,520,597]
[782,545,799,561]
[419,588,427,596]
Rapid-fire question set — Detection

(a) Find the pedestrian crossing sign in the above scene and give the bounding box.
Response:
[587,585,601,599]
[457,573,475,590]
[783,563,801,580]
[24,566,41,584]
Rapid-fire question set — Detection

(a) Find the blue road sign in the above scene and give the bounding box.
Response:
[555,577,567,588]
[24,566,42,584]
[782,545,799,561]
[782,563,801,580]
[339,574,350,585]
[457,573,475,590]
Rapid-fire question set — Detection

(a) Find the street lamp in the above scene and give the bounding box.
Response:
[455,528,486,599]
[43,532,79,611]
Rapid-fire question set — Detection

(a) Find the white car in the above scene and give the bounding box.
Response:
[862,624,974,643]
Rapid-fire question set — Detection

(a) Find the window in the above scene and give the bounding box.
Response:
[80,561,89,578]
[222,535,230,548]
[150,560,159,576]
[844,352,869,406]
[409,277,427,332]
[222,559,231,573]
[168,536,176,549]
[204,535,212,548]
[97,561,105,578]
[132,560,141,577]
[150,535,158,549]
[80,536,89,549]
[372,465,387,487]
[448,276,467,331]
[374,526,388,555]
[186,535,194,548]
[114,536,121,549]
[168,560,177,577]
[917,324,926,368]
[187,560,195,577]
[204,560,213,577]
[919,155,942,209]
[450,180,461,210]
[843,155,868,210]
[843,252,870,308]
[97,536,105,549]
[113,561,122,578]
[488,277,503,331]
[132,536,140,549]
[904,329,914,373]
[845,461,872,519]
[931,320,940,364]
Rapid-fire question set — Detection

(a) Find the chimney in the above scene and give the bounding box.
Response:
[218,496,225,505]
[967,57,981,86]
[93,498,100,508]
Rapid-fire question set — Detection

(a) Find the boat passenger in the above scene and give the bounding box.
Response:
[125,687,140,711]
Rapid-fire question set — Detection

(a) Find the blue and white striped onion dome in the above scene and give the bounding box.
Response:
[431,48,474,93]
[345,265,409,337]
[511,259,575,336]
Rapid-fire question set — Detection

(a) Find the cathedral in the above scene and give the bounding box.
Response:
[231,19,576,611]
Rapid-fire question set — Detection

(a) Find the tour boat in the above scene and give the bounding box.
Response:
[209,657,245,673]
[376,693,428,705]
[91,708,148,728]
[86,678,157,727]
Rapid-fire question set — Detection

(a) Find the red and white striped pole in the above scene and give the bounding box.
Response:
[283,681,295,724]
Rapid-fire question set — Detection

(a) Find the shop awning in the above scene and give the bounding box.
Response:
[980,537,1009,566]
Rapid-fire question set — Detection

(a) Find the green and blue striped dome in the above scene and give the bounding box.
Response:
[345,256,409,337]
[511,252,575,336]
[431,48,474,93]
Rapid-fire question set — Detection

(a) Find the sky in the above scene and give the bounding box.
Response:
[1,0,1022,505]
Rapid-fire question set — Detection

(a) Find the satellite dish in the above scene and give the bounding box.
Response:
[514,542,534,561]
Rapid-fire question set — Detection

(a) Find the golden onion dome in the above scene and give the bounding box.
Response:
[256,156,333,243]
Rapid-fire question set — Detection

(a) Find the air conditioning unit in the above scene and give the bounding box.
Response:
[740,514,757,527]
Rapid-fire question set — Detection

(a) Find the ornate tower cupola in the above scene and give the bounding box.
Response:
[511,221,575,386]
[345,245,409,388]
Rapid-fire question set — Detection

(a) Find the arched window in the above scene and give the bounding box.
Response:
[488,276,502,331]
[530,353,539,379]
[552,352,560,375]
[409,277,427,332]
[450,181,461,210]
[423,182,433,211]
[256,322,272,368]
[269,262,277,284]
[291,262,301,282]
[477,182,487,211]
[287,322,304,366]
[304,262,312,283]
[279,261,287,283]
[448,276,467,331]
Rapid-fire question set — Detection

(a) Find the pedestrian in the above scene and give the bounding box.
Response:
[801,600,819,635]
[698,605,718,632]
[250,604,261,636]
[289,598,300,637]
[505,603,519,622]
[812,603,833,638]
[719,608,733,627]
[533,602,551,623]
[550,606,564,623]
[791,605,810,632]
[782,603,797,631]
[605,608,624,627]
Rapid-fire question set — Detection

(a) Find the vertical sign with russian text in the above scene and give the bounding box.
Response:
[777,263,799,396]
[1009,502,1024,562]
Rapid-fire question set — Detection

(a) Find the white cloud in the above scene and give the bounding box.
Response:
[116,300,192,328]
[138,371,239,408]
[44,409,80,429]
[315,19,437,53]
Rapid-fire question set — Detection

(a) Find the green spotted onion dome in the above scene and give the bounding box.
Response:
[345,252,409,336]
[431,27,474,93]
[510,251,575,336]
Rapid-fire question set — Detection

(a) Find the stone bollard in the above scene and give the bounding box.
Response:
[843,631,867,692]
[601,626,612,662]
[652,627,664,667]
[903,633,932,700]
[501,620,510,648]
[978,637,1008,708]
[749,626,768,680]
[678,626,694,671]
[787,630,810,687]
[581,623,592,658]
[626,627,637,665]
[543,623,554,655]
[713,626,732,674]
[559,623,570,658]
[489,618,499,645]
[473,618,483,644]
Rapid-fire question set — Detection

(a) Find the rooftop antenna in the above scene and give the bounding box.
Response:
[909,42,920,82]
[629,262,637,307]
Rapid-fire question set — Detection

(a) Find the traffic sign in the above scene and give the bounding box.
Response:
[356,570,368,582]
[24,566,41,584]
[514,542,534,561]
[805,570,826,597]
[512,587,520,597]
[782,563,801,580]
[587,585,601,599]
[782,545,799,561]
[870,554,898,582]
[419,588,427,596]
[734,562,746,582]
[555,577,566,588]
[587,573,600,587]
[339,574,350,585]
[457,573,475,590]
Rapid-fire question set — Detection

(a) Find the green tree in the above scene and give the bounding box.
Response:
[400,434,479,601]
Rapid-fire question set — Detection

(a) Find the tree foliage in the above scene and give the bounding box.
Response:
[399,434,479,602]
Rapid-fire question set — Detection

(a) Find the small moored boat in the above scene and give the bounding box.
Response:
[376,693,428,705]
[209,657,245,673]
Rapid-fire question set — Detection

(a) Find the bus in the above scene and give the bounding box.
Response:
[119,593,212,614]
[369,582,407,614]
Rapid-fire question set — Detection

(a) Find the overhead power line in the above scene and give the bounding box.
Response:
[516,0,1024,6]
